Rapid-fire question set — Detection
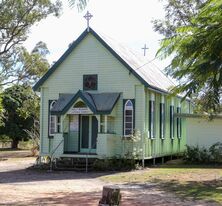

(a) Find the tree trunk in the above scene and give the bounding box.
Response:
[99,185,121,206]
[11,139,19,149]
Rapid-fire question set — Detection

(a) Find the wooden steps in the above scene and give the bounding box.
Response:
[53,157,97,171]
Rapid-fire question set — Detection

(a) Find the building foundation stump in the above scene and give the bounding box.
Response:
[99,185,121,206]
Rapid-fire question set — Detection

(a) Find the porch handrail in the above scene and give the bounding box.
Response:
[50,138,64,171]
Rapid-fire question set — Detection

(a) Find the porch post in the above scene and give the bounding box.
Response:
[61,115,64,133]
[96,115,101,132]
[104,115,108,133]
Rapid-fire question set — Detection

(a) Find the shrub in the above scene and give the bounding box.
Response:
[93,156,137,171]
[209,142,222,163]
[184,142,222,164]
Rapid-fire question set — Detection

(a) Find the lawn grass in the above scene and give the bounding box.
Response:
[100,161,222,204]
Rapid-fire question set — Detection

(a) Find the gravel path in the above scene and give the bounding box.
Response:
[0,150,219,206]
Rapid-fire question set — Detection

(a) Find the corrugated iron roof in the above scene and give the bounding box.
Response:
[51,91,120,115]
[50,93,74,114]
[96,30,175,92]
[33,27,175,93]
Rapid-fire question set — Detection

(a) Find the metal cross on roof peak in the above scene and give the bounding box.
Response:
[84,11,93,32]
[142,44,149,56]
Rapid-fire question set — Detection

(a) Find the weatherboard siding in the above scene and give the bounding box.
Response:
[43,33,141,98]
[38,31,190,159]
[142,90,188,159]
[40,87,50,155]
[40,33,141,155]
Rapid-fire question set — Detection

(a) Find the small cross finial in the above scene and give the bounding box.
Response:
[84,11,93,32]
[142,44,149,56]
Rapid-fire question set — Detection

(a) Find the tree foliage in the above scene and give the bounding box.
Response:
[1,41,50,86]
[153,0,222,114]
[0,85,40,148]
[153,0,205,37]
[0,0,61,86]
[68,0,88,11]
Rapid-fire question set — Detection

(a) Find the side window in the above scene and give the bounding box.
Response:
[160,99,165,139]
[57,116,61,133]
[170,105,174,139]
[177,106,182,138]
[124,100,134,136]
[49,100,57,136]
[149,94,155,138]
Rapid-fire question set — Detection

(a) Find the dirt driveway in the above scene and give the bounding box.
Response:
[0,150,219,206]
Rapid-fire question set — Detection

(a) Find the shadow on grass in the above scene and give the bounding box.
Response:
[152,178,222,204]
[148,158,222,169]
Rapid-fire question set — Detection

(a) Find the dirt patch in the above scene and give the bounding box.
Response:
[0,150,220,205]
[0,149,31,158]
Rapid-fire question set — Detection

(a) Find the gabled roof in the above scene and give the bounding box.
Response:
[51,90,120,115]
[33,27,174,93]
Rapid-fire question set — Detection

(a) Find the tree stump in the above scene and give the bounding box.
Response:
[99,185,121,206]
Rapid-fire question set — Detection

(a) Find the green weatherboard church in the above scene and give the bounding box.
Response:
[33,26,191,163]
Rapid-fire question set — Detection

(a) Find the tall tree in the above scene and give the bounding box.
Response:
[153,0,222,114]
[1,41,50,86]
[0,0,62,86]
[0,85,39,148]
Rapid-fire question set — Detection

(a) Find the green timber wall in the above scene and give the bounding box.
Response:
[39,33,141,155]
[142,89,188,159]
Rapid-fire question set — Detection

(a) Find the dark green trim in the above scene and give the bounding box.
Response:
[62,90,96,114]
[123,99,135,136]
[33,29,89,91]
[33,27,169,94]
[48,100,56,138]
[90,29,168,94]
[149,100,155,139]
[83,74,98,91]
[51,91,121,115]
[159,103,165,139]
[177,107,182,138]
[170,105,174,139]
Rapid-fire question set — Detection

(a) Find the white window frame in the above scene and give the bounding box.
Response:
[160,95,165,139]
[149,93,155,139]
[124,100,134,136]
[49,101,57,136]
[177,105,182,138]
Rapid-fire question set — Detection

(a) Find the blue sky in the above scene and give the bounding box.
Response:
[24,0,170,69]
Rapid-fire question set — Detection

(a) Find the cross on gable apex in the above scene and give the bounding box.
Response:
[84,11,93,32]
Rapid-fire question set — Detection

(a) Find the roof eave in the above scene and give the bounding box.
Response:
[33,29,89,91]
[33,27,172,95]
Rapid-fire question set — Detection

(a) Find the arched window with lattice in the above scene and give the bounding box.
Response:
[124,100,134,136]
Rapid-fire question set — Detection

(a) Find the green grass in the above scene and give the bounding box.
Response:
[100,162,222,204]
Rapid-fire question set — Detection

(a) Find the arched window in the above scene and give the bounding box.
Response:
[74,101,86,108]
[124,100,134,136]
[49,100,60,136]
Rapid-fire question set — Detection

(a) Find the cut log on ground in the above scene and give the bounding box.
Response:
[99,185,121,206]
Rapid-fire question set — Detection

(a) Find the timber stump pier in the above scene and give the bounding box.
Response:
[99,185,121,206]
